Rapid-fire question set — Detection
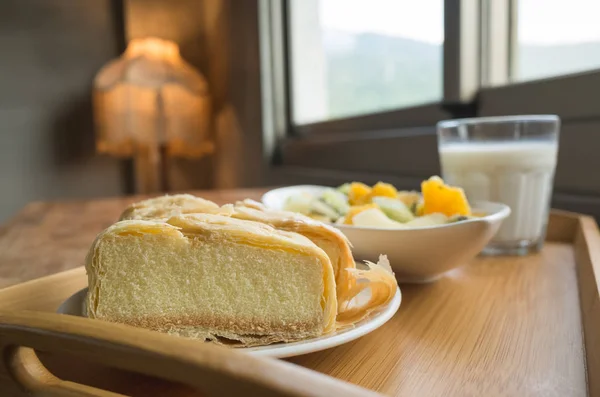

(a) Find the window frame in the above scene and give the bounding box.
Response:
[259,0,600,196]
[267,0,471,139]
[265,0,600,135]
[258,0,476,187]
[479,0,600,121]
[479,69,600,121]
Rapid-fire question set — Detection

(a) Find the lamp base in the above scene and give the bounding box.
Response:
[133,145,168,194]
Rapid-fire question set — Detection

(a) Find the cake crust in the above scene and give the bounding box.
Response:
[119,195,399,326]
[85,216,337,346]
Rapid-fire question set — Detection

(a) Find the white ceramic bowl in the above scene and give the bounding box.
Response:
[262,185,511,283]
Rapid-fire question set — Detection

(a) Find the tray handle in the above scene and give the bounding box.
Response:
[0,311,380,397]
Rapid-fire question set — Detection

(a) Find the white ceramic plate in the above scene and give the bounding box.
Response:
[262,185,511,283]
[57,287,401,359]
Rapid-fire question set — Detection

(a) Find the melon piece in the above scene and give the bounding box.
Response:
[344,203,378,225]
[284,193,313,215]
[321,189,350,216]
[405,213,448,228]
[310,199,339,221]
[337,183,351,195]
[421,176,472,216]
[352,208,405,229]
[372,197,415,223]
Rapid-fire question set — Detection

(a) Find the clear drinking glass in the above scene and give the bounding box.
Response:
[437,115,560,255]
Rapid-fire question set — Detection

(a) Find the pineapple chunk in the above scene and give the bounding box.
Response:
[421,176,471,216]
[344,203,379,224]
[371,182,398,199]
[348,182,372,205]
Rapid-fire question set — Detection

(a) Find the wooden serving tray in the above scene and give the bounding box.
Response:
[1,211,599,396]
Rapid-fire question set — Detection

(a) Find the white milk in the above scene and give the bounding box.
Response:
[439,141,558,243]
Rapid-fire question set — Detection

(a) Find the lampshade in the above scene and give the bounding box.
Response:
[93,38,213,159]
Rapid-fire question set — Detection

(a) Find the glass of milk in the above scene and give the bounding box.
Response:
[437,115,560,255]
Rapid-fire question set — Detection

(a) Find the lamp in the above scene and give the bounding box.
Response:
[93,37,213,193]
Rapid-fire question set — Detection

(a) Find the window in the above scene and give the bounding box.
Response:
[274,0,600,134]
[515,0,600,82]
[288,0,444,125]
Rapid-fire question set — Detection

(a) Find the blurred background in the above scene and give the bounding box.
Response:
[2,0,600,223]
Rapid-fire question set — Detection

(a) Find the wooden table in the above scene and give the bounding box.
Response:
[0,189,596,396]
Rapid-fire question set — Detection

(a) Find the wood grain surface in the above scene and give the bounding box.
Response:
[0,311,379,397]
[0,189,597,396]
[574,216,600,397]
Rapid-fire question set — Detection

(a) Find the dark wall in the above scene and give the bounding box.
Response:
[0,0,126,223]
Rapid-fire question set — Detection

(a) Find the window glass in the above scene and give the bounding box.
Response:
[516,0,600,82]
[289,0,444,124]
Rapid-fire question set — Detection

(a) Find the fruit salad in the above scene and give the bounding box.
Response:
[283,177,474,228]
